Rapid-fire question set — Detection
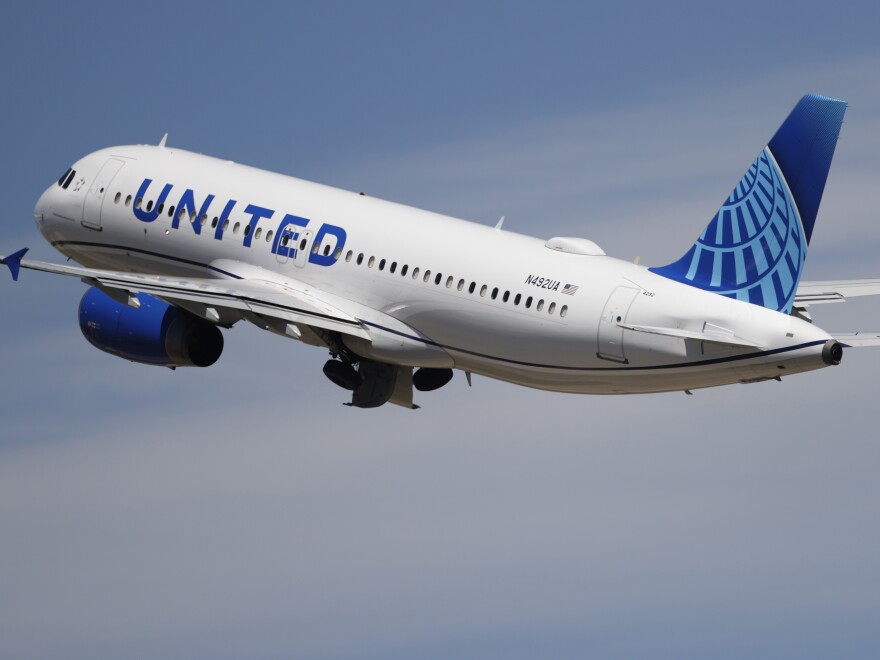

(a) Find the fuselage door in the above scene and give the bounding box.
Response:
[275,225,297,264]
[294,229,314,268]
[82,158,125,230]
[597,286,640,362]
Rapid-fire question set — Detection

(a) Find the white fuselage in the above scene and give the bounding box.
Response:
[33,145,836,394]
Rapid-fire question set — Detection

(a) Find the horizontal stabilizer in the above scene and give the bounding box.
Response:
[833,332,880,348]
[795,279,880,305]
[618,322,763,349]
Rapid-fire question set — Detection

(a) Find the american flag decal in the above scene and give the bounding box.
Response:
[561,284,578,295]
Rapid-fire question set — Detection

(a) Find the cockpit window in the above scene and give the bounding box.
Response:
[59,168,76,190]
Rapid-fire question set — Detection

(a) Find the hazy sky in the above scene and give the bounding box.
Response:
[2,3,880,659]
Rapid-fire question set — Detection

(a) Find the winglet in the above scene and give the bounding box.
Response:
[0,248,29,281]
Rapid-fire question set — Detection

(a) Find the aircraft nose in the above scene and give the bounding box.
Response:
[33,185,55,230]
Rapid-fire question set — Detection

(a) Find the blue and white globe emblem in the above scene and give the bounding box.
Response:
[680,147,805,313]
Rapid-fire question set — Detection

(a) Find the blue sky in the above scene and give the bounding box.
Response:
[2,3,880,659]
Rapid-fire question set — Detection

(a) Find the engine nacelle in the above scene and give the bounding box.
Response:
[78,287,224,367]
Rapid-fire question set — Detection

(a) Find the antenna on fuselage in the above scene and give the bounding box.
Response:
[158,133,169,148]
[494,216,505,232]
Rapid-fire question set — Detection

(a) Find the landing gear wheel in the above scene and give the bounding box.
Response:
[323,359,360,391]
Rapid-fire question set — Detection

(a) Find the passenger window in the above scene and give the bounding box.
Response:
[233,222,240,234]
[334,247,342,259]
[525,296,532,308]
[357,253,364,265]
[480,285,487,297]
[401,265,409,276]
[548,302,556,314]
[345,250,353,262]
[222,219,229,231]
[514,294,521,306]
[423,270,431,282]
[244,224,251,236]
[412,267,420,279]
[135,197,143,210]
[114,192,121,203]
[468,282,476,294]
[282,235,290,246]
[255,228,262,240]
[311,241,320,254]
[503,291,510,303]
[125,195,132,207]
[299,238,307,250]
[146,200,153,212]
[434,273,442,285]
[323,244,331,256]
[168,205,175,217]
[368,256,375,267]
[266,230,274,242]
[200,214,208,226]
[157,203,164,215]
[446,276,453,288]
[537,299,544,311]
[457,279,464,291]
[560,305,568,318]
[379,259,386,271]
[491,287,498,300]
[390,262,397,273]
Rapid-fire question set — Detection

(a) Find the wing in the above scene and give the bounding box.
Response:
[795,279,880,304]
[2,248,369,341]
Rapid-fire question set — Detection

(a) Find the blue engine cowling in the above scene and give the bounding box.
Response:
[78,287,224,367]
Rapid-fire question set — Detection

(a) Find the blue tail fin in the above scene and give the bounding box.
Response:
[650,94,846,314]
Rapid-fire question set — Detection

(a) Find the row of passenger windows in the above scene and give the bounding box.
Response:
[111,190,569,318]
[342,250,569,317]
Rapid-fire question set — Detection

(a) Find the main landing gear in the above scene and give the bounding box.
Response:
[322,359,360,391]
[323,356,454,408]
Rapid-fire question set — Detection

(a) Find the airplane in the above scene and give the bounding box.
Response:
[3,94,880,409]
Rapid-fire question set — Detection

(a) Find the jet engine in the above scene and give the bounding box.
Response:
[78,287,223,367]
